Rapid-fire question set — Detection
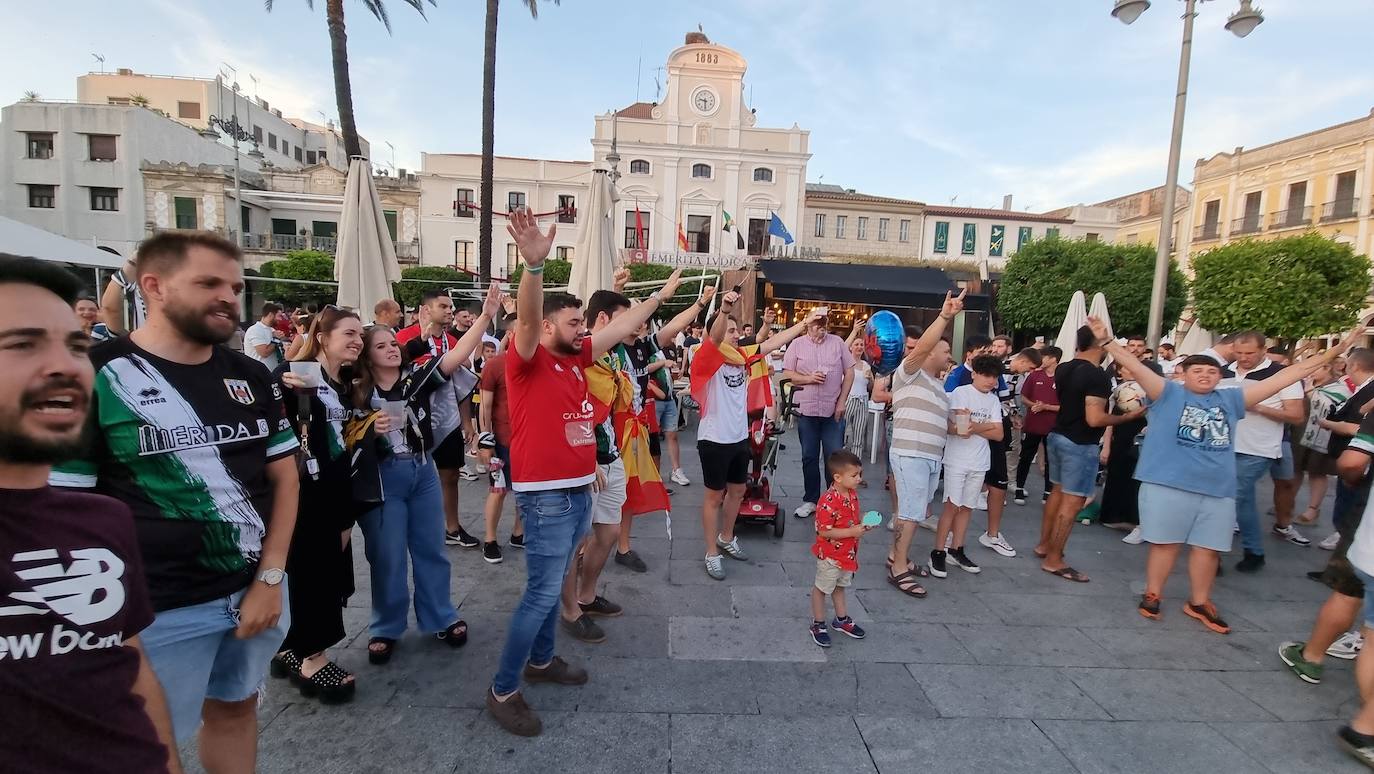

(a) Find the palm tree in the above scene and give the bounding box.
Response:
[21,90,40,102]
[129,94,151,107]
[265,0,435,160]
[479,0,556,281]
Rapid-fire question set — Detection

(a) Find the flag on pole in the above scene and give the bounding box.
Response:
[722,210,735,232]
[737,230,746,250]
[767,211,794,245]
[633,202,646,249]
[677,222,689,251]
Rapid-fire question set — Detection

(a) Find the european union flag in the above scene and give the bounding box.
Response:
[767,212,794,245]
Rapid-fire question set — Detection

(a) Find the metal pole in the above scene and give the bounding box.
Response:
[1146,0,1196,348]
[231,84,242,243]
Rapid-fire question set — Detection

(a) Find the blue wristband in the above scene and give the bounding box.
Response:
[525,263,545,275]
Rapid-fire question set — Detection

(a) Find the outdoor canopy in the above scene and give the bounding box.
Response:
[757,259,985,312]
[0,215,125,268]
[334,157,401,314]
[567,168,617,303]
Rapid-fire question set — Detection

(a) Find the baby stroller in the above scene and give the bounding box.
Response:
[736,379,797,538]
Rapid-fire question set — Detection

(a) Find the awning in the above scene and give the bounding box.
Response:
[0,215,125,268]
[757,259,988,311]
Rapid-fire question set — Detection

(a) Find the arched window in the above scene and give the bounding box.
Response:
[691,163,712,179]
[629,159,650,175]
[753,167,774,183]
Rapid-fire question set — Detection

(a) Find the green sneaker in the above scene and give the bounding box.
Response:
[1278,641,1323,685]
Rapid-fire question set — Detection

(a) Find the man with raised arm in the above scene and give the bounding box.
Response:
[1089,315,1361,634]
[487,209,682,737]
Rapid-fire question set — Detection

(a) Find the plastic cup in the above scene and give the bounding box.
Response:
[381,400,406,424]
[289,361,321,388]
[955,413,970,436]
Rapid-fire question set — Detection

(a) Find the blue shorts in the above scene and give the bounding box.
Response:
[1138,482,1235,551]
[1047,433,1098,498]
[656,397,680,434]
[141,581,291,744]
[889,453,940,522]
[1271,441,1295,481]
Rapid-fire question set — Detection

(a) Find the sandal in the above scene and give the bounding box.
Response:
[436,620,468,648]
[1043,566,1090,583]
[270,650,302,680]
[887,570,928,598]
[367,638,396,666]
[298,661,356,704]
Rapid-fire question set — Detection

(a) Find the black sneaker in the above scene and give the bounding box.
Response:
[1013,488,1028,506]
[948,547,981,574]
[928,549,948,578]
[578,595,623,618]
[508,533,526,549]
[809,620,832,648]
[614,550,648,573]
[1338,725,1374,769]
[482,541,503,564]
[444,530,462,546]
[450,529,480,549]
[561,614,606,643]
[1235,551,1266,573]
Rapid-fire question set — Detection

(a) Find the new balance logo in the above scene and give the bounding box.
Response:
[1,548,126,626]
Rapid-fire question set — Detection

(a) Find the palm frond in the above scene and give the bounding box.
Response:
[524,0,560,20]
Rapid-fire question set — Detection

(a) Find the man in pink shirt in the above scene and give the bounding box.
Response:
[783,313,856,518]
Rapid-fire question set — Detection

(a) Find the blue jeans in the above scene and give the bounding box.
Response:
[1234,452,1273,556]
[357,455,457,639]
[492,486,591,695]
[798,414,845,503]
[1335,478,1359,535]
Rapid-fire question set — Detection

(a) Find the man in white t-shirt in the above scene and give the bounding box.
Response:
[242,302,285,371]
[930,354,1004,579]
[689,291,817,580]
[1230,331,1306,572]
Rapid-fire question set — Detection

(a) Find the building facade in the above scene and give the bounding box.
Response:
[802,184,924,260]
[1187,108,1374,259]
[919,205,1074,272]
[1091,184,1193,256]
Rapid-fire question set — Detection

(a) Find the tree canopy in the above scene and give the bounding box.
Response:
[257,250,336,310]
[1190,233,1371,338]
[997,237,1188,336]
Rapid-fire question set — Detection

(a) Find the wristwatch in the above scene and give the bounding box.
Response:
[256,567,286,586]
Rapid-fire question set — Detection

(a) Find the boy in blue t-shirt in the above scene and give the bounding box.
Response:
[1087,316,1359,635]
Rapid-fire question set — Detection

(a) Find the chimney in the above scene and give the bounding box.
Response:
[117,68,133,76]
[1002,194,1013,211]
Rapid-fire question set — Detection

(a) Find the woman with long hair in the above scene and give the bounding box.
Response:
[352,285,502,664]
[272,305,368,703]
[842,333,874,458]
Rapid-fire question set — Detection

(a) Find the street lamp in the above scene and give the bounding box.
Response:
[1113,0,1263,348]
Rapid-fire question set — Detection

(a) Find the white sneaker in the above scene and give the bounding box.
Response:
[703,554,725,580]
[1319,532,1341,551]
[475,462,489,474]
[671,468,691,486]
[1121,527,1144,545]
[793,502,816,520]
[716,534,749,561]
[1328,630,1364,660]
[1273,524,1311,546]
[458,468,479,481]
[978,531,1016,558]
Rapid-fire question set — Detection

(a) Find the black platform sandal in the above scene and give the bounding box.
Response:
[298,661,356,704]
[270,650,302,680]
[367,638,396,666]
[436,620,468,648]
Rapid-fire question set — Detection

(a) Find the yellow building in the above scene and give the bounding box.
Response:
[1187,108,1373,260]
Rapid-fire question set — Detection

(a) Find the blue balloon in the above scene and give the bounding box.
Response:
[863,310,905,376]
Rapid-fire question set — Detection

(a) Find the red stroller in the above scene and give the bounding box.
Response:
[735,379,797,538]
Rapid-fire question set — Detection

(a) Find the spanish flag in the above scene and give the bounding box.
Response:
[586,350,670,517]
[689,339,774,418]
[677,222,689,251]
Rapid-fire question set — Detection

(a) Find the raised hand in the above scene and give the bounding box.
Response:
[699,284,717,305]
[481,283,505,319]
[807,307,827,324]
[1085,315,1112,347]
[721,290,740,308]
[506,208,556,267]
[659,268,684,300]
[941,288,968,319]
[1331,317,1371,357]
[612,267,630,292]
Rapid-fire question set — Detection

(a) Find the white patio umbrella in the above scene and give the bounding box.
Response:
[1178,321,1215,356]
[567,168,618,302]
[334,157,401,314]
[1089,292,1117,366]
[1055,290,1089,354]
[0,215,124,268]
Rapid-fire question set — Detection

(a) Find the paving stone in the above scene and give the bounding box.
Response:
[254,706,474,773]
[667,557,790,585]
[671,714,876,774]
[668,615,827,662]
[947,624,1118,668]
[1036,719,1267,774]
[825,621,976,665]
[1064,667,1277,721]
[1210,720,1368,774]
[909,664,1110,719]
[1215,669,1361,721]
[749,661,936,718]
[600,578,734,618]
[856,717,1075,774]
[854,588,1004,625]
[463,711,671,772]
[570,656,760,715]
[731,583,872,621]
[1077,626,1269,670]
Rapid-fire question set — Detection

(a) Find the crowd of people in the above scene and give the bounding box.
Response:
[5,214,1374,769]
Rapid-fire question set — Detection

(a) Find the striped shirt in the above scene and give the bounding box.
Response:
[889,365,949,461]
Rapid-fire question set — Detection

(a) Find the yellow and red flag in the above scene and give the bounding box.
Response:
[689,340,774,417]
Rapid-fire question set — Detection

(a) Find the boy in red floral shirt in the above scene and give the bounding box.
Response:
[810,450,873,647]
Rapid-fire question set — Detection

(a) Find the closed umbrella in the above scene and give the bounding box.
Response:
[335,157,401,314]
[1089,292,1116,366]
[567,168,618,302]
[1055,290,1088,354]
[1178,321,1215,356]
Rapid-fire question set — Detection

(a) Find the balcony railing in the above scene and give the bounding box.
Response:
[237,231,419,263]
[1230,215,1264,235]
[1269,205,1313,230]
[1321,198,1360,222]
[1194,223,1221,241]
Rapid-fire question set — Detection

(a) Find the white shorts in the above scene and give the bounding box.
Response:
[591,458,628,525]
[943,465,986,509]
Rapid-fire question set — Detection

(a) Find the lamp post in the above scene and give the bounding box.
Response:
[207,77,258,245]
[1112,0,1263,347]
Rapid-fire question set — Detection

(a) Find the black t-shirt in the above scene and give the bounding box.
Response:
[0,487,168,773]
[1053,358,1113,445]
[371,358,449,453]
[1328,380,1374,458]
[624,337,656,397]
[53,339,299,612]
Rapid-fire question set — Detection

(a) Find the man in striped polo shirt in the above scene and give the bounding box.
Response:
[886,289,965,598]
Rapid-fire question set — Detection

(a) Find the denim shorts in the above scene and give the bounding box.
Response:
[140,580,291,744]
[1271,441,1295,481]
[1138,482,1235,552]
[889,453,940,522]
[1047,433,1099,498]
[656,396,680,434]
[1355,567,1374,629]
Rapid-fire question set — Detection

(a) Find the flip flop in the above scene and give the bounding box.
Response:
[1043,566,1090,583]
[887,570,928,598]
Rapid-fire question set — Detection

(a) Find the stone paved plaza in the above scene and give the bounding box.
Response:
[193,428,1367,773]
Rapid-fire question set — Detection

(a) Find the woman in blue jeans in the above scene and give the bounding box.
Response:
[350,286,501,664]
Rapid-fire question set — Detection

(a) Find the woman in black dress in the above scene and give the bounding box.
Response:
[1099,361,1148,542]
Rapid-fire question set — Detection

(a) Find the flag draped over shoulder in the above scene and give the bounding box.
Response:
[689,340,774,418]
[585,353,633,424]
[615,407,670,517]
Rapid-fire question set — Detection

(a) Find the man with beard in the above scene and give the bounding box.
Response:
[0,255,181,773]
[487,210,679,736]
[51,232,299,773]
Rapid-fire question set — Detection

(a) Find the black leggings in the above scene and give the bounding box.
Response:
[1016,431,1050,493]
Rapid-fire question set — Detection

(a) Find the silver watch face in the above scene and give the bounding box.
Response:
[258,568,285,585]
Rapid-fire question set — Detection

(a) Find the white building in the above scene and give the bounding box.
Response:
[419,31,810,274]
[0,100,251,256]
[918,204,1075,271]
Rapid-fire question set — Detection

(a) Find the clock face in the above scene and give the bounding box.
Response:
[692,88,717,115]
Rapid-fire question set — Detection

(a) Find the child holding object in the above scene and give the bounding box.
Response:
[810,450,876,647]
[931,355,1005,578]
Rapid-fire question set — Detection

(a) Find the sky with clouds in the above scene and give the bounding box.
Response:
[5,0,1370,212]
